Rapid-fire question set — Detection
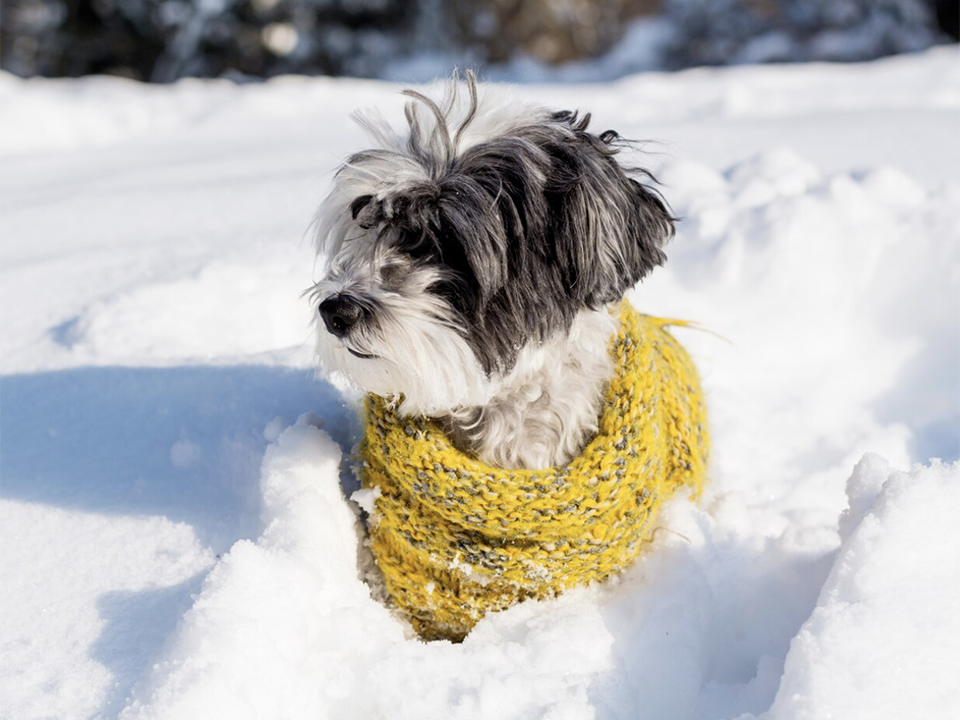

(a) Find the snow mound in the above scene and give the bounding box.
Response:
[121,418,615,720]
[59,260,312,365]
[765,456,960,720]
[120,421,959,720]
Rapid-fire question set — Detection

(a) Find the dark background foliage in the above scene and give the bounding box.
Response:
[1,0,957,83]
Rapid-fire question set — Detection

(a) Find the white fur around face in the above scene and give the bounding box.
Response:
[309,238,494,417]
[311,271,618,469]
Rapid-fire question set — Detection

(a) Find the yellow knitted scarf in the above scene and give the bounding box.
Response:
[360,301,709,641]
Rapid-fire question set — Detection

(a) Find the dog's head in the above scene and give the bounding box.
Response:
[309,73,673,416]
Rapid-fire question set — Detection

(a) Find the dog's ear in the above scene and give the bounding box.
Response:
[543,114,673,306]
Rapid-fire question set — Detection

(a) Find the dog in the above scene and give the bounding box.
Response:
[309,72,673,471]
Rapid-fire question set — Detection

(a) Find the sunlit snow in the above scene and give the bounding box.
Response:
[1,47,958,720]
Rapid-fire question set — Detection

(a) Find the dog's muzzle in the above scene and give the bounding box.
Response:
[319,294,363,338]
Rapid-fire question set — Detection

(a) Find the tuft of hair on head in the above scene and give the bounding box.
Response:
[397,69,480,177]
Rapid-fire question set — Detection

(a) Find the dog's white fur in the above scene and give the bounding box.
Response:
[451,308,616,469]
[311,236,616,469]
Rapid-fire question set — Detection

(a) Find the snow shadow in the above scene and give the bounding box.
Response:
[89,570,209,719]
[590,525,836,719]
[0,365,361,550]
[874,345,960,464]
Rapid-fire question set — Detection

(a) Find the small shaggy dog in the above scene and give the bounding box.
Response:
[309,73,673,470]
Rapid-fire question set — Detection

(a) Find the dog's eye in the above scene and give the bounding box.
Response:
[428,277,475,315]
[394,229,438,261]
[380,263,405,285]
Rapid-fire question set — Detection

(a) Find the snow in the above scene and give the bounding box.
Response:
[1,47,958,719]
[766,456,960,720]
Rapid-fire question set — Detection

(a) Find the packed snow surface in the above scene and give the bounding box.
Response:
[1,48,958,720]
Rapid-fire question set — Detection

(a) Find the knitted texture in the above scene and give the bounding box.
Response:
[360,301,709,641]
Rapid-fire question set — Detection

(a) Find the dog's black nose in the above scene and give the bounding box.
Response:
[319,295,363,337]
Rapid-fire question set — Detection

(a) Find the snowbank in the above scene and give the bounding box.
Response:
[117,425,958,720]
[765,455,960,720]
[120,420,616,720]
